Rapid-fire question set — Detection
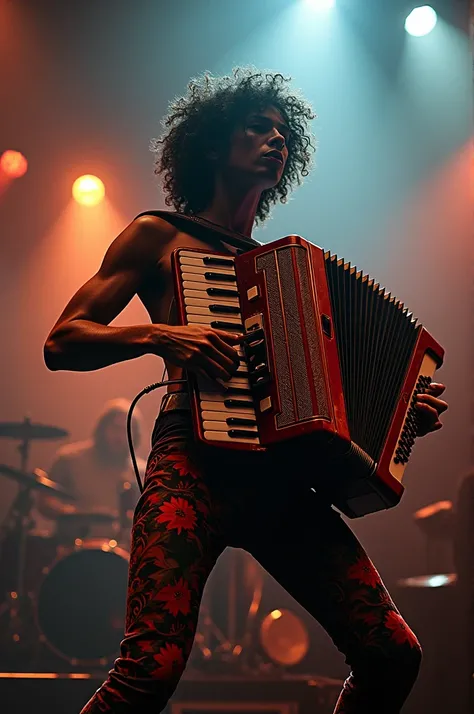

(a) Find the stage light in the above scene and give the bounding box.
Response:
[304,0,335,9]
[72,174,105,206]
[405,6,438,37]
[0,150,28,178]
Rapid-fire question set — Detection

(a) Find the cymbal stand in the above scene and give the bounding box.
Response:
[0,422,35,637]
[191,549,264,674]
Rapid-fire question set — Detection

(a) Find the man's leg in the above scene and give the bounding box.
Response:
[247,493,422,714]
[80,445,226,713]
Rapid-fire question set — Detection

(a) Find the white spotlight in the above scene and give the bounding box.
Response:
[405,6,438,37]
[304,0,335,9]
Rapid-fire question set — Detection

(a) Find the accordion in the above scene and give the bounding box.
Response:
[172,235,444,518]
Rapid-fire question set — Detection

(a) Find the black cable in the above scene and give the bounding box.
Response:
[127,379,187,493]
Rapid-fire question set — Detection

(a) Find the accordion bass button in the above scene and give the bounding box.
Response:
[259,397,272,413]
[247,286,260,301]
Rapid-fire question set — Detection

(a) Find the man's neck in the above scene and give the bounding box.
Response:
[197,181,261,238]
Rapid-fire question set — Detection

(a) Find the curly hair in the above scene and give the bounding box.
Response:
[151,68,316,225]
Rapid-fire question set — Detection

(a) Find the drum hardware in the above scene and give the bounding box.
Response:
[0,415,70,622]
[0,419,138,670]
[192,550,314,676]
[0,459,74,650]
[413,500,454,577]
[33,538,129,667]
[0,417,69,475]
[193,549,264,670]
[259,608,310,668]
[55,510,119,543]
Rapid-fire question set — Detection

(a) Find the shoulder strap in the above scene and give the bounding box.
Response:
[134,210,260,253]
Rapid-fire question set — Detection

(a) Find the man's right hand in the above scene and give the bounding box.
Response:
[155,324,241,382]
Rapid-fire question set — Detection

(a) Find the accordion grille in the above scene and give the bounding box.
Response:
[324,254,420,461]
[255,244,330,428]
[256,251,295,427]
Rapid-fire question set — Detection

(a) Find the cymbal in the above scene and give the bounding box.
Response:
[0,420,69,441]
[413,500,454,539]
[397,573,457,589]
[0,464,75,501]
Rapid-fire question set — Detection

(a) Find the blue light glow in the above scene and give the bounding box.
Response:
[405,6,438,37]
[304,0,336,10]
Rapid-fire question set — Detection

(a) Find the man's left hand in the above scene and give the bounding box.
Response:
[415,383,448,437]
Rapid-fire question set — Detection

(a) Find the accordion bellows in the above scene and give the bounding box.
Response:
[173,235,444,518]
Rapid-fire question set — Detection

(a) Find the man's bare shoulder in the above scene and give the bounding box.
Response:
[132,213,178,239]
[103,213,179,271]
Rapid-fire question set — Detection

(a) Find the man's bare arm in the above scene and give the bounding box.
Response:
[44,215,242,380]
[44,215,170,372]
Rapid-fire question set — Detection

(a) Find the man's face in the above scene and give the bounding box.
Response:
[103,412,128,454]
[224,106,290,190]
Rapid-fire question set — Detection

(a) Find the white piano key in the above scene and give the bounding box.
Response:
[197,372,250,386]
[179,261,235,275]
[183,280,238,292]
[179,250,234,262]
[202,421,229,432]
[203,430,260,444]
[180,254,235,264]
[196,389,249,401]
[183,287,240,301]
[203,420,258,433]
[185,305,242,317]
[225,376,250,386]
[181,271,236,284]
[184,296,240,307]
[187,314,243,326]
[200,401,255,416]
[199,388,251,402]
[201,411,231,421]
[201,409,256,421]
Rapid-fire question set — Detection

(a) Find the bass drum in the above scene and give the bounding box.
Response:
[36,538,129,666]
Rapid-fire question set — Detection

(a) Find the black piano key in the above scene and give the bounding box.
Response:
[203,256,235,268]
[209,304,241,314]
[228,429,259,439]
[225,387,252,396]
[243,328,265,345]
[226,417,257,426]
[204,272,236,283]
[247,339,265,353]
[224,398,254,409]
[206,288,239,298]
[211,321,244,331]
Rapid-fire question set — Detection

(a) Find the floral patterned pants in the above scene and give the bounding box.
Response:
[81,411,421,714]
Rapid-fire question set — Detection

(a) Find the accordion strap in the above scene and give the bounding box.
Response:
[134,210,260,253]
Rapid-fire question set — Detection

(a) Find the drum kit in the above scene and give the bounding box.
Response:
[0,418,311,677]
[0,418,131,671]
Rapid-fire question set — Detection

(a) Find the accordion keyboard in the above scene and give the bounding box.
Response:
[177,250,260,445]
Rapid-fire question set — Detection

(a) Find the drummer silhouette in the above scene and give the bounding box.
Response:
[35,398,144,542]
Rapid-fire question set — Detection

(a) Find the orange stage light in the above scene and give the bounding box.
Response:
[72,174,105,206]
[0,150,28,178]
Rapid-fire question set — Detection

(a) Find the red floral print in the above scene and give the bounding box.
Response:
[157,497,197,534]
[152,643,185,680]
[385,610,417,647]
[169,453,196,477]
[156,577,191,616]
[346,556,380,589]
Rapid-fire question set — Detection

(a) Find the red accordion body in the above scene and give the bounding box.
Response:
[172,235,444,518]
